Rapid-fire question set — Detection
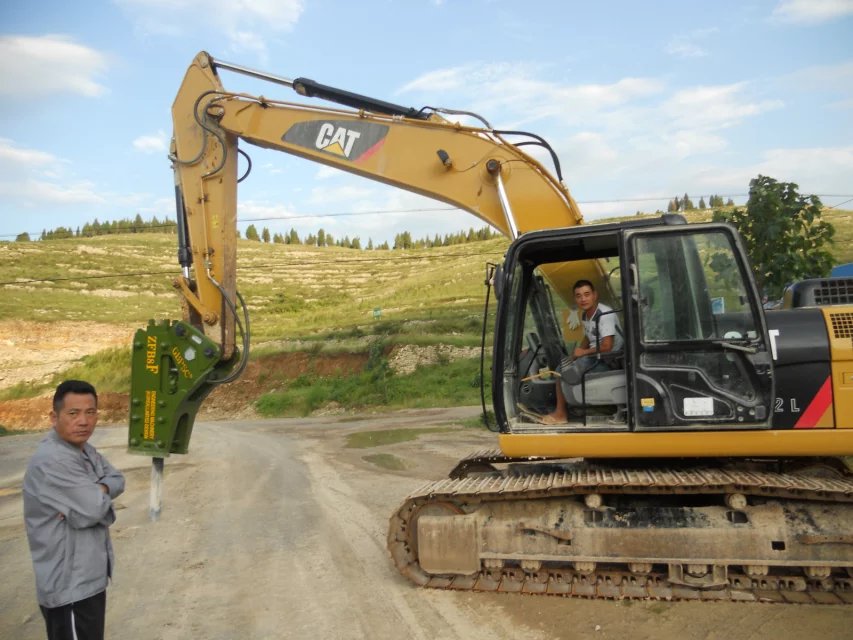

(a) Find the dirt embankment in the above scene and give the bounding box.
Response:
[0,320,479,429]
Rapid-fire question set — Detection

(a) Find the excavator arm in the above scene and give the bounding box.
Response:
[128,51,602,462]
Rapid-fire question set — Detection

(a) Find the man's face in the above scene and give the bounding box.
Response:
[574,285,598,313]
[52,392,98,449]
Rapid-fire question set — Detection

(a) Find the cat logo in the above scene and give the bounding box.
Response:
[282,120,389,163]
[315,123,361,158]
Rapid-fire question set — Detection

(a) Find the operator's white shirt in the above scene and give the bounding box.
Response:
[581,303,623,352]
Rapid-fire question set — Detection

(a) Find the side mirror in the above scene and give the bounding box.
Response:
[492,263,504,300]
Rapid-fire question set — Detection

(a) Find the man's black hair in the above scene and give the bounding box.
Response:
[53,380,98,413]
[573,279,595,292]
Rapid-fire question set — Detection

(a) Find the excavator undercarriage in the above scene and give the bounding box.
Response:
[388,451,853,603]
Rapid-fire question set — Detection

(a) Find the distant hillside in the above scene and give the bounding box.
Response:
[2,206,850,332]
[0,234,509,343]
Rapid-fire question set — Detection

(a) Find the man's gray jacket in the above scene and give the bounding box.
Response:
[23,429,125,608]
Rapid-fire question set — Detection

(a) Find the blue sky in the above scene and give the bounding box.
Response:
[1,0,851,245]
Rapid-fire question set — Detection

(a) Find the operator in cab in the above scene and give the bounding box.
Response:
[543,279,623,424]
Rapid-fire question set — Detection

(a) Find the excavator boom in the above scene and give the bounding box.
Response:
[128,51,602,459]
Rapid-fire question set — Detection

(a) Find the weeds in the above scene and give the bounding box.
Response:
[253,356,491,418]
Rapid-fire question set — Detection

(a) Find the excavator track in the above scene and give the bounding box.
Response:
[387,451,853,603]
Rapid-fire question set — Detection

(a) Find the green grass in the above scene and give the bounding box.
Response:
[345,427,457,449]
[255,355,490,417]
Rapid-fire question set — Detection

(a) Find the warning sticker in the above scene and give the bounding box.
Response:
[684,397,714,417]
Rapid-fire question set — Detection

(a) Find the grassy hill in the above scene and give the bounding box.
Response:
[0,233,507,337]
[0,233,509,419]
[1,207,851,421]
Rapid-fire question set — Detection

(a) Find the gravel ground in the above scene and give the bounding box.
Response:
[1,409,849,639]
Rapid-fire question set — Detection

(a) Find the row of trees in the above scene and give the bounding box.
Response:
[24,215,178,241]
[19,215,503,251]
[242,224,502,249]
[666,193,734,212]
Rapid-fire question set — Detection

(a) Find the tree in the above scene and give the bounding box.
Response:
[698,197,706,209]
[394,231,412,249]
[15,232,31,242]
[712,175,834,298]
[317,228,326,247]
[262,227,271,243]
[682,193,694,210]
[245,224,260,241]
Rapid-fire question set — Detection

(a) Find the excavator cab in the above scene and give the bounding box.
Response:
[494,216,775,433]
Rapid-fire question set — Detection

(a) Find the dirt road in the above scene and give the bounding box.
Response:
[1,409,849,639]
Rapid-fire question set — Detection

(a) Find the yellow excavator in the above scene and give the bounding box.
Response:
[128,52,853,603]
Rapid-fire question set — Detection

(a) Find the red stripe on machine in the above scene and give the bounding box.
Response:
[794,376,833,429]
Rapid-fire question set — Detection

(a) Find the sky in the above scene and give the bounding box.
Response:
[0,0,851,246]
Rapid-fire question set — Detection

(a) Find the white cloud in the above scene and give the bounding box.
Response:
[116,0,304,56]
[663,83,784,130]
[398,62,664,133]
[782,61,853,109]
[0,35,109,98]
[238,200,298,220]
[132,130,169,154]
[665,28,719,58]
[665,40,707,58]
[772,0,853,24]
[0,139,106,212]
[0,138,60,167]
[567,132,619,164]
[396,65,477,94]
[315,165,346,180]
[226,30,270,62]
[0,178,106,206]
[754,146,853,191]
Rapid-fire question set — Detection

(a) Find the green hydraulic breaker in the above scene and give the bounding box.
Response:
[128,319,236,457]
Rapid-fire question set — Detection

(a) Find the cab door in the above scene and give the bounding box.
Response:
[624,224,774,431]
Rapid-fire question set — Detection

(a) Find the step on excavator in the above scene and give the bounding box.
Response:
[127,52,853,603]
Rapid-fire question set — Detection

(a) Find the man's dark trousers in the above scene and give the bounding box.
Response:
[39,590,106,640]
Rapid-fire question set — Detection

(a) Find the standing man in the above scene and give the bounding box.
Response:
[23,380,125,640]
[544,280,623,423]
